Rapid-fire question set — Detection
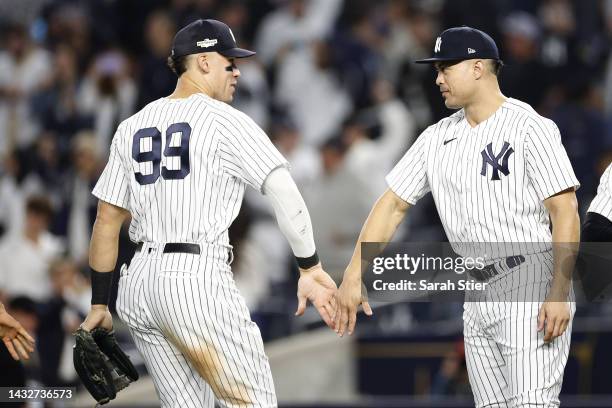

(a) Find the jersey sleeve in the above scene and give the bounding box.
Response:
[588,163,612,220]
[216,110,289,192]
[92,126,131,209]
[385,127,431,204]
[525,119,580,201]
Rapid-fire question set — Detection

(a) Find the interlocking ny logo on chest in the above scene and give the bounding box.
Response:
[480,142,514,181]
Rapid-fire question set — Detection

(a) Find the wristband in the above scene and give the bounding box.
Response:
[90,268,113,305]
[296,251,319,269]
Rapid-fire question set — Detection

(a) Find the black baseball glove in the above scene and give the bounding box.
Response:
[73,327,139,405]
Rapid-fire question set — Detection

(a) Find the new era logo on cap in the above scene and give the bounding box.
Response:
[416,26,501,64]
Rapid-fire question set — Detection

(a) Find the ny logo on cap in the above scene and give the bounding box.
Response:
[434,37,442,53]
[197,38,218,48]
[480,142,514,181]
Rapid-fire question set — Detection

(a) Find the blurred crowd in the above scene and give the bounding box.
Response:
[1,0,612,394]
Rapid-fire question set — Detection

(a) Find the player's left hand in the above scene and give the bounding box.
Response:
[0,303,36,361]
[295,264,337,329]
[537,301,570,343]
[81,305,114,332]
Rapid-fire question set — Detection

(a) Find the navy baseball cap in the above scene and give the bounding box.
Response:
[171,19,255,58]
[415,26,501,64]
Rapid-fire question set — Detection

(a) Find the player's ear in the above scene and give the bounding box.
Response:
[473,60,484,80]
[195,54,211,74]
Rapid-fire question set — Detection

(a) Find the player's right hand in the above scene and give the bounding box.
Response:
[295,264,338,329]
[333,276,373,337]
[0,303,36,361]
[81,305,114,332]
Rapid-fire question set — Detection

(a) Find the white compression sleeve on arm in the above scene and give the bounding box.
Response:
[263,167,317,262]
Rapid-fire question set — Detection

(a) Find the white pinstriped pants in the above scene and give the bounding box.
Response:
[464,252,574,407]
[116,242,277,407]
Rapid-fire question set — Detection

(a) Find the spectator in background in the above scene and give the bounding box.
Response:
[384,0,432,84]
[384,1,437,128]
[229,204,270,311]
[269,118,321,188]
[332,1,384,109]
[536,0,607,100]
[38,258,89,386]
[538,0,576,72]
[136,10,177,109]
[0,23,51,157]
[44,4,92,71]
[0,153,26,239]
[551,80,610,211]
[241,119,311,307]
[0,196,63,304]
[499,12,549,110]
[342,79,416,198]
[15,132,64,205]
[274,39,352,146]
[216,0,250,41]
[603,0,612,116]
[63,131,101,265]
[231,50,271,128]
[441,0,503,43]
[254,0,342,67]
[0,0,50,28]
[169,0,216,29]
[304,137,372,279]
[77,50,136,157]
[32,43,92,156]
[221,0,271,128]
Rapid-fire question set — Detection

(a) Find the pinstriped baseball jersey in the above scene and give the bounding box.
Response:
[588,163,612,220]
[387,97,578,407]
[386,97,579,254]
[93,93,288,247]
[95,92,285,407]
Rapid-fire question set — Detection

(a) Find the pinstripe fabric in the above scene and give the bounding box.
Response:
[93,93,288,247]
[95,94,285,407]
[386,98,579,259]
[464,252,575,408]
[385,98,578,407]
[117,244,277,407]
[588,163,612,220]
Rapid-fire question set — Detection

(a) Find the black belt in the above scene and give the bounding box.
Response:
[136,242,201,255]
[469,255,526,282]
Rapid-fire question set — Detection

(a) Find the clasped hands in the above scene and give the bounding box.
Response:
[295,265,372,336]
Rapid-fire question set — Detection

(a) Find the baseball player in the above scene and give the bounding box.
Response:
[0,301,35,360]
[583,163,612,241]
[577,163,612,301]
[334,27,580,407]
[79,19,337,407]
